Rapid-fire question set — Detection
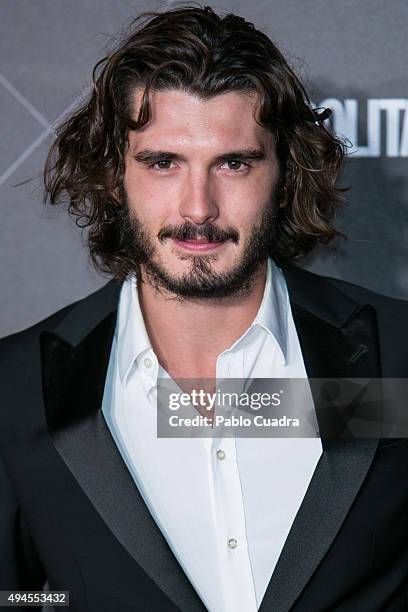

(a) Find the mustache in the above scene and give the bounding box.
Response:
[158,223,239,244]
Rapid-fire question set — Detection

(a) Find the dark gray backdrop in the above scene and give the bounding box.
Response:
[1,0,407,337]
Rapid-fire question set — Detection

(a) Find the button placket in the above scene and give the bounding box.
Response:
[211,357,257,609]
[213,435,248,549]
[211,434,257,611]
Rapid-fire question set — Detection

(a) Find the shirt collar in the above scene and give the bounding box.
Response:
[221,258,288,365]
[117,257,289,386]
[251,257,288,364]
[117,275,153,386]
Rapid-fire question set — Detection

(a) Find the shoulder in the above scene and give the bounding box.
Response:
[0,279,121,452]
[316,270,408,334]
[0,279,119,420]
[282,262,407,314]
[0,279,120,348]
[324,274,407,313]
[281,263,408,375]
[0,302,77,392]
[0,294,82,369]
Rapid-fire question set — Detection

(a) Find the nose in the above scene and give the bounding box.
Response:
[178,170,219,225]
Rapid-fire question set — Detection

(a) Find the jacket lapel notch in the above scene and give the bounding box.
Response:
[40,311,117,433]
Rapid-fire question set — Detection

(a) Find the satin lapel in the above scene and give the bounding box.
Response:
[40,280,205,612]
[259,265,382,612]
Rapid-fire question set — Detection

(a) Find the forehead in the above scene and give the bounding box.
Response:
[127,88,272,152]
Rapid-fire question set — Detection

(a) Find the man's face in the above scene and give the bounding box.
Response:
[122,88,280,299]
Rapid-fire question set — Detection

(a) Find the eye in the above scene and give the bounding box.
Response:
[150,159,176,170]
[221,160,250,172]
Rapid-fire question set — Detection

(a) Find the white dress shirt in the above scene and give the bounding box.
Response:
[101,258,322,612]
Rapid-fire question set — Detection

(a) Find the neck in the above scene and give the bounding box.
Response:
[136,260,268,378]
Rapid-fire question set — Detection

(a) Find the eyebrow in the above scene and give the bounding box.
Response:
[132,147,266,165]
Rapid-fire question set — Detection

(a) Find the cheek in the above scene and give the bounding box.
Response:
[125,171,172,221]
[221,178,273,223]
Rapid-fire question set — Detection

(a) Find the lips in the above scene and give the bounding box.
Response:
[173,238,227,251]
[183,238,221,243]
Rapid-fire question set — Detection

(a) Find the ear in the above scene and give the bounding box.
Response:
[110,182,125,206]
[111,186,120,203]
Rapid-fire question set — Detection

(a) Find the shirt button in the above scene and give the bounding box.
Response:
[144,357,152,369]
[216,449,226,461]
[228,538,238,549]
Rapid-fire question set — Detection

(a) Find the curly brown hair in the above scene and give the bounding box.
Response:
[43,4,348,281]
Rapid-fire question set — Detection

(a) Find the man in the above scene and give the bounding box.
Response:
[1,6,407,612]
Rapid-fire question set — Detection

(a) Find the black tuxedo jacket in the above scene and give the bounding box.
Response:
[1,264,408,612]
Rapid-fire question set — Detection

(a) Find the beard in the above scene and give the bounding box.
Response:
[117,189,278,301]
